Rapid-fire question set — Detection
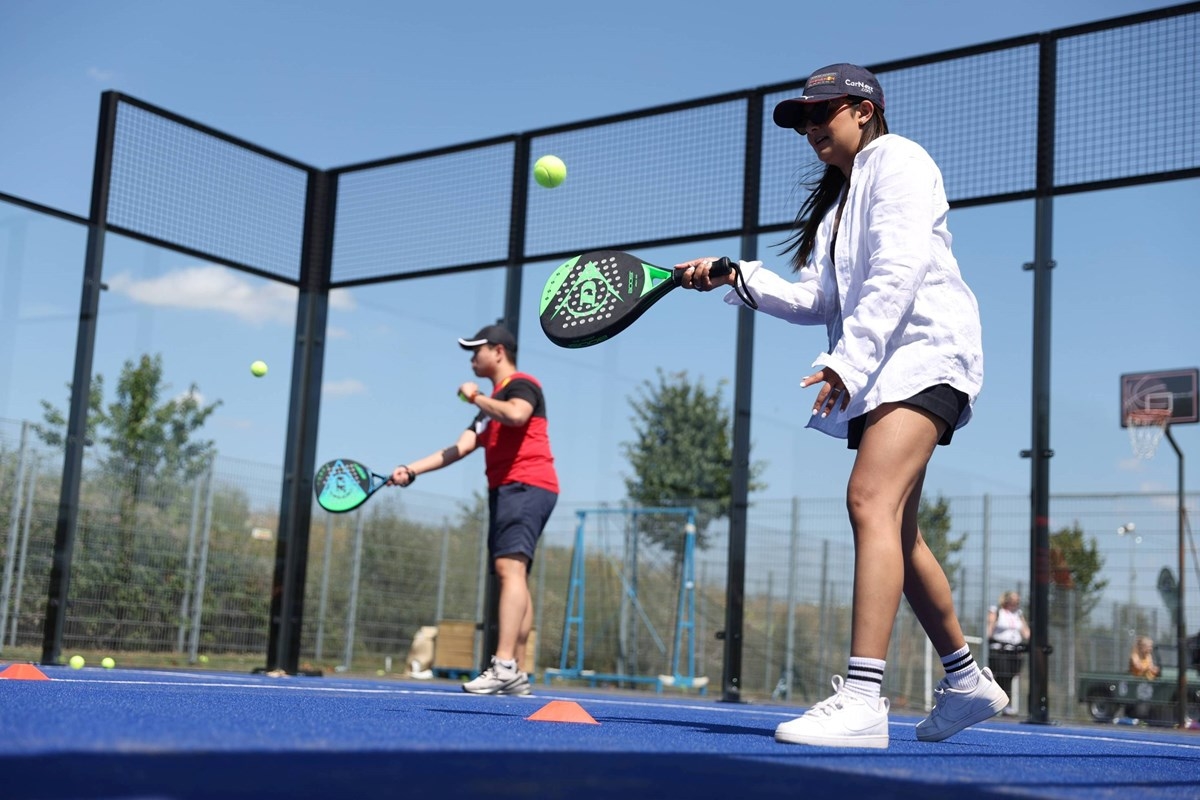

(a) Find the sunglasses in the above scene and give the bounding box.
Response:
[796,99,855,129]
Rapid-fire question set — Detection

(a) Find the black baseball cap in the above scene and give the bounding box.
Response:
[458,324,517,353]
[772,63,885,129]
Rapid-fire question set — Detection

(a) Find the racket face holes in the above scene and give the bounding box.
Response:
[541,251,662,345]
[544,253,629,332]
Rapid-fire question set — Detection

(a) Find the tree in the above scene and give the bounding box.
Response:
[36,353,221,487]
[895,494,968,701]
[35,353,222,647]
[1049,522,1107,627]
[918,494,967,591]
[621,368,766,561]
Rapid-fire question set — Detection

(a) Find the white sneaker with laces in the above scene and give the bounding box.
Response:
[462,657,528,695]
[916,666,1009,742]
[774,675,890,748]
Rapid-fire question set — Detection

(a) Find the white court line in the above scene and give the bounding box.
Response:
[43,673,786,717]
[920,722,1200,752]
[47,677,439,695]
[39,674,1200,751]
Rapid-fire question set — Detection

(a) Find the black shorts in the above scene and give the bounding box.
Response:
[487,482,558,572]
[847,383,969,450]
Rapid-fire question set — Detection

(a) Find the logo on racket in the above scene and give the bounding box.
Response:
[547,257,623,322]
[317,459,368,509]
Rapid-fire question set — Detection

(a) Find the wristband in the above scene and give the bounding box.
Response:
[469,389,482,403]
[402,465,416,484]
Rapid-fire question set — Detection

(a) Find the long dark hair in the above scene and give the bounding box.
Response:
[778,99,889,271]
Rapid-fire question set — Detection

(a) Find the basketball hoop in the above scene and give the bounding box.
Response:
[1126,408,1171,459]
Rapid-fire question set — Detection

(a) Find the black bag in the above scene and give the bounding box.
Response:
[989,639,1028,678]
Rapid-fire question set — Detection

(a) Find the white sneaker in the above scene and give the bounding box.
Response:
[507,672,532,696]
[916,666,1009,742]
[462,657,528,696]
[775,675,890,748]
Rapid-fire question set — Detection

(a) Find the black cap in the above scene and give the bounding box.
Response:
[458,324,517,353]
[773,63,885,128]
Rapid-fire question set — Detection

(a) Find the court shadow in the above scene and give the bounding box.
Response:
[3,749,1056,800]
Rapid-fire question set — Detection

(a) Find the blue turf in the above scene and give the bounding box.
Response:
[3,665,1199,799]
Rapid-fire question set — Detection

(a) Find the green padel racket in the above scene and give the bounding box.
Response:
[314,458,391,513]
[538,250,733,349]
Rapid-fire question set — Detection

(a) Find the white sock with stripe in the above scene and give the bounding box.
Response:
[941,645,981,690]
[842,656,885,702]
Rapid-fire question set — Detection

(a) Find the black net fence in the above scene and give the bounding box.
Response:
[96,7,1199,286]
[108,99,309,283]
[331,142,515,283]
[1056,10,1200,188]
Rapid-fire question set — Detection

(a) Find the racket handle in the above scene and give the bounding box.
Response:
[674,257,733,282]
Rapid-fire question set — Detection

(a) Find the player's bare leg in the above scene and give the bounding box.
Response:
[846,403,942,660]
[494,554,530,662]
[463,554,532,695]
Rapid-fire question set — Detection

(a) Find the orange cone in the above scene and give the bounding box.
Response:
[525,700,599,724]
[0,663,50,681]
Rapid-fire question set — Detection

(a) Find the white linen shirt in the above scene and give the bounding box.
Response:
[724,133,983,439]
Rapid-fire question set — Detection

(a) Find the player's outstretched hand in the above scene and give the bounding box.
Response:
[388,465,416,487]
[675,257,737,292]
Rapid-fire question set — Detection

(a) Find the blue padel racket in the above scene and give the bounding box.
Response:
[314,458,391,513]
[538,250,733,349]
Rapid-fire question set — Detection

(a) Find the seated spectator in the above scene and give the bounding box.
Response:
[1128,635,1160,680]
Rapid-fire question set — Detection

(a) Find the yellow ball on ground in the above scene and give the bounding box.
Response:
[250,360,268,377]
[69,655,85,669]
[101,657,115,669]
[533,155,566,188]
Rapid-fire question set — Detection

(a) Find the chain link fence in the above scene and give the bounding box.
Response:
[4,416,1195,722]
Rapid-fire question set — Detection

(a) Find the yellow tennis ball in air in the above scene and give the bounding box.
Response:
[101,657,115,669]
[69,655,85,669]
[533,155,566,188]
[250,360,268,377]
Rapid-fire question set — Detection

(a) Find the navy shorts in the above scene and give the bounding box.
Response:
[487,482,558,572]
[847,383,968,450]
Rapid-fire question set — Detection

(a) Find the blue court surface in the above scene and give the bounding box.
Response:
[3,665,1199,800]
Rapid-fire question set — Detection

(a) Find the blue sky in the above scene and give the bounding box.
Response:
[1,0,1196,589]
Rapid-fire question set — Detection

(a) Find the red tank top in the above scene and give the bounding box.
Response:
[470,372,559,493]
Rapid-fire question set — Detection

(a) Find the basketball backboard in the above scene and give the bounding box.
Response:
[1119,368,1199,427]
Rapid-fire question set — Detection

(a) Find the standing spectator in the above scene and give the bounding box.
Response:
[987,590,1031,714]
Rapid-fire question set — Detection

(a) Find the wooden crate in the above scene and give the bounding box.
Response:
[433,620,537,674]
[433,619,477,670]
[521,630,537,675]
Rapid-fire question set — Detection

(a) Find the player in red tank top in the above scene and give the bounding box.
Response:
[389,323,558,696]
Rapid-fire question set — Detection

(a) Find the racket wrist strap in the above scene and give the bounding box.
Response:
[729,260,758,310]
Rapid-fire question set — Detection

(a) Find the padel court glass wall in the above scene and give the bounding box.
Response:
[1,4,1198,722]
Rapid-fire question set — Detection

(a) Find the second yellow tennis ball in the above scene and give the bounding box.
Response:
[69,655,85,669]
[533,155,566,188]
[101,657,115,669]
[250,360,268,377]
